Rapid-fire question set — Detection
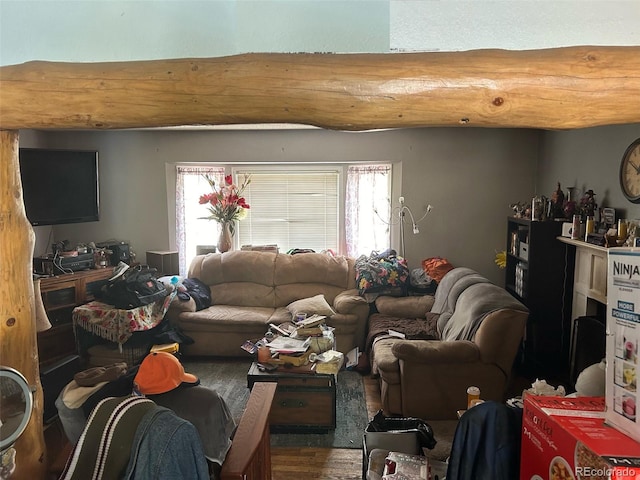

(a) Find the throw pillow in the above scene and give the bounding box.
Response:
[287,294,336,317]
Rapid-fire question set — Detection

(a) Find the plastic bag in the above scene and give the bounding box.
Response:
[366,409,437,450]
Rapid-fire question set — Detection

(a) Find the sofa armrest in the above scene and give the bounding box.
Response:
[391,339,480,364]
[333,289,367,314]
[375,295,434,318]
[165,295,197,323]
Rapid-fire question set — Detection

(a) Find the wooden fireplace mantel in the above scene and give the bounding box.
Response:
[1,46,640,478]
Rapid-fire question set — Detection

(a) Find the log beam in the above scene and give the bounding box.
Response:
[0,130,47,480]
[1,46,639,131]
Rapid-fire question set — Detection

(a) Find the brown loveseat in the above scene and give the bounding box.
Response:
[166,250,369,357]
[369,267,528,420]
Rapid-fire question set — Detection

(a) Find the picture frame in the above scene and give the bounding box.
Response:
[602,207,616,225]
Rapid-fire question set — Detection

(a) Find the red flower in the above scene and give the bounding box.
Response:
[199,174,251,223]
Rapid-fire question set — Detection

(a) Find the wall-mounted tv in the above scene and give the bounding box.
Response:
[19,148,100,226]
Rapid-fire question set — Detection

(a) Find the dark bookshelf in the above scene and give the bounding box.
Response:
[505,217,573,383]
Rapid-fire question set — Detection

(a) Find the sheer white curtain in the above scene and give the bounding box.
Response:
[175,165,225,274]
[345,165,391,257]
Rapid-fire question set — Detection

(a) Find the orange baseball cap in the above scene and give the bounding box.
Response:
[134,352,199,395]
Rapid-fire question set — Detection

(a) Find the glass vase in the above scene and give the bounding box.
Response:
[217,222,233,253]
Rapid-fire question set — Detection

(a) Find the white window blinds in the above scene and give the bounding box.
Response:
[235,169,339,253]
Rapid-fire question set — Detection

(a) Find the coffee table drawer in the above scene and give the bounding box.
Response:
[271,387,335,431]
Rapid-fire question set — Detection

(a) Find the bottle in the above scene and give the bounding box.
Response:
[618,219,628,241]
[571,214,581,240]
[467,386,480,409]
[584,216,595,241]
[531,196,543,221]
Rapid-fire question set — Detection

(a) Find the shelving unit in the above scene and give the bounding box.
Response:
[505,217,572,381]
[37,267,114,367]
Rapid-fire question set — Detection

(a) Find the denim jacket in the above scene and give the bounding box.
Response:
[124,405,209,480]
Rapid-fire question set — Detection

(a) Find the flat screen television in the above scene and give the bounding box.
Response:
[19,148,100,226]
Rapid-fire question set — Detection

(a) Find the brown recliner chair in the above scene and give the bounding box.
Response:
[370,267,528,420]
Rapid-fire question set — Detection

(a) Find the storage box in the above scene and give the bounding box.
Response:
[520,395,640,480]
[519,242,529,260]
[363,430,421,458]
[363,429,421,480]
[606,248,640,443]
[146,250,179,276]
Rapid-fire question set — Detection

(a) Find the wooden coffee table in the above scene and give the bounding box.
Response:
[247,362,336,433]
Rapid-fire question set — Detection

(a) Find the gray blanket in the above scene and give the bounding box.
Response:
[440,282,529,342]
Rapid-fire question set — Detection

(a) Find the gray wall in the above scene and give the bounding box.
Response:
[21,127,536,284]
[537,124,640,222]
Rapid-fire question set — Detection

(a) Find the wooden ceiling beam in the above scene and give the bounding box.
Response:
[1,46,639,131]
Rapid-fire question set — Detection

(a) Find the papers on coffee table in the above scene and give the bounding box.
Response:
[265,335,311,354]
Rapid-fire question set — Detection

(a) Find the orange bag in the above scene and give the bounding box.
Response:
[421,257,454,283]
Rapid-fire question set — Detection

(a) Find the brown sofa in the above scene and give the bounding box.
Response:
[369,267,528,420]
[166,250,369,357]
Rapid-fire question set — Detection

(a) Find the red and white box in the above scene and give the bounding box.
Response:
[607,248,639,443]
[520,395,640,480]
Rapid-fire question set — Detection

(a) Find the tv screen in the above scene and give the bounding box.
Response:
[19,148,100,226]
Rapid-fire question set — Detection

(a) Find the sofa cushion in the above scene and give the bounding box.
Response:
[375,295,434,318]
[287,294,336,318]
[333,290,368,313]
[274,253,353,289]
[371,337,402,384]
[366,313,440,359]
[180,305,276,329]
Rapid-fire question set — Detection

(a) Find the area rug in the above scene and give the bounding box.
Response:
[183,359,369,449]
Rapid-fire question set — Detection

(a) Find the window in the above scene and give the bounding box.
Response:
[175,165,225,274]
[175,163,392,274]
[345,164,391,257]
[235,168,339,253]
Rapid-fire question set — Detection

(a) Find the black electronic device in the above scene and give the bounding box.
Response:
[34,252,95,275]
[101,242,131,265]
[19,148,100,226]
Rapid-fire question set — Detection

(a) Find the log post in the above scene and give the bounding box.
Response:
[0,130,46,479]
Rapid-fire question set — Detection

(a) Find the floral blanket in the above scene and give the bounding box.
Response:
[72,290,176,347]
[355,250,410,296]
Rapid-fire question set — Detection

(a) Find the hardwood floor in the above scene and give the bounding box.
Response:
[271,373,382,480]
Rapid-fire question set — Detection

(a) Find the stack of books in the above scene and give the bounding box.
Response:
[240,244,279,253]
[293,314,327,337]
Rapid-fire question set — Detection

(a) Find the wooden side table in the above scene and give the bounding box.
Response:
[247,362,336,433]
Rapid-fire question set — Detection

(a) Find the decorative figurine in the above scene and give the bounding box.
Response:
[550,182,565,219]
[580,189,597,218]
[510,202,528,218]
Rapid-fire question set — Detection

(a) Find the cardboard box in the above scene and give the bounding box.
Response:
[146,250,179,276]
[606,248,639,443]
[520,395,640,480]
